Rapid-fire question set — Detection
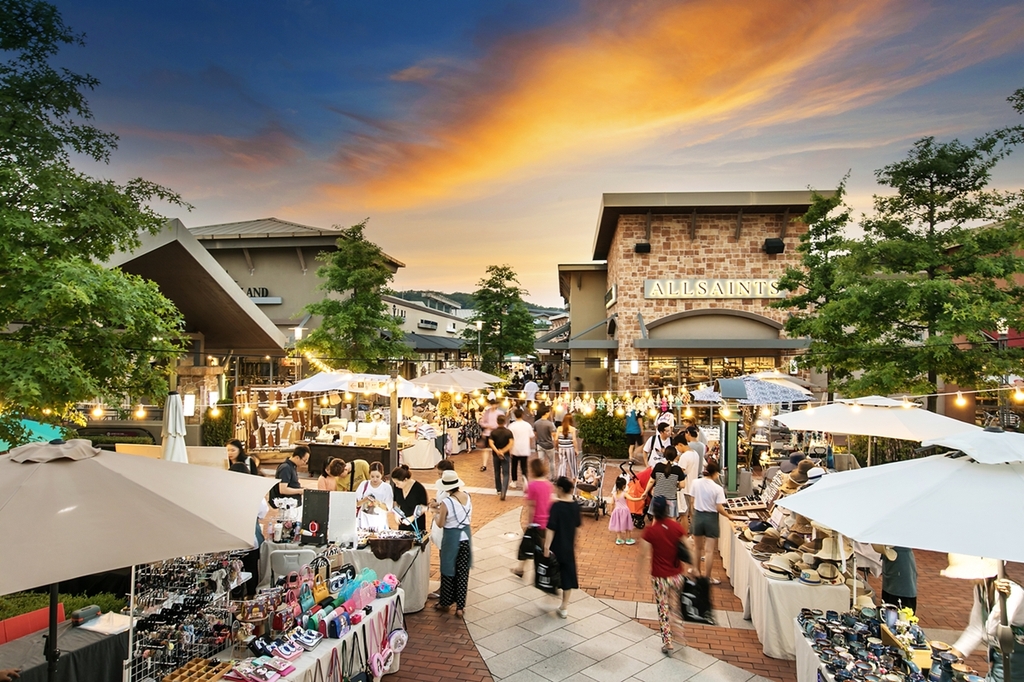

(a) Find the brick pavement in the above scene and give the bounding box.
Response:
[291,450,1022,681]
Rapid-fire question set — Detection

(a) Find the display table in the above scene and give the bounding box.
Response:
[307,443,411,477]
[794,618,826,682]
[400,439,441,469]
[447,427,465,453]
[258,541,429,613]
[721,523,851,659]
[0,621,128,682]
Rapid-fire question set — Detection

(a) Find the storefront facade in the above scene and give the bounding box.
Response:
[552,191,819,392]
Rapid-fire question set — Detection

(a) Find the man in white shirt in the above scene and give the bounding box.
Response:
[674,430,704,526]
[523,378,539,401]
[643,422,673,468]
[690,461,733,582]
[508,408,535,490]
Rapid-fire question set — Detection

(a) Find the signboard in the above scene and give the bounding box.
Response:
[318,408,337,416]
[644,278,785,299]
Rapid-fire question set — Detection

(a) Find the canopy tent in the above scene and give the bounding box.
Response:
[161,391,188,463]
[736,376,812,405]
[746,371,817,393]
[773,397,980,441]
[922,428,1024,464]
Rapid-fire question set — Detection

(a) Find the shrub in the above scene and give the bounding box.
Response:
[202,401,233,447]
[0,592,126,621]
[575,409,628,458]
[847,435,918,466]
[81,435,154,446]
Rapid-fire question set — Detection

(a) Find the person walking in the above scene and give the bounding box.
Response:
[675,430,703,526]
[644,446,686,520]
[544,477,580,618]
[643,422,673,468]
[508,408,535,490]
[513,458,553,578]
[625,407,644,465]
[534,405,557,480]
[432,470,473,618]
[478,400,502,472]
[690,461,731,584]
[555,414,580,481]
[488,415,514,500]
[637,495,689,654]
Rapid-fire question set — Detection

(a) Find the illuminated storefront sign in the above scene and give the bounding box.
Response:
[644,279,785,299]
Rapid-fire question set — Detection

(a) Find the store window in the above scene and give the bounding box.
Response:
[648,356,777,389]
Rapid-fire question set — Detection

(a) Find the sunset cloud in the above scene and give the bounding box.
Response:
[316,0,1024,210]
[119,122,305,171]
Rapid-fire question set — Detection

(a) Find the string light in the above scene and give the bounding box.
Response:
[345,392,353,401]
[1015,388,1024,403]
[955,392,967,407]
[210,406,221,416]
[320,396,329,406]
[134,405,146,419]
[297,399,306,409]
[683,406,693,418]
[720,406,731,417]
[91,405,104,418]
[243,405,252,415]
[42,408,52,416]
[901,398,912,409]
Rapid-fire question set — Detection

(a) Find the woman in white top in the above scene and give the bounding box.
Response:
[355,461,394,531]
[431,470,473,618]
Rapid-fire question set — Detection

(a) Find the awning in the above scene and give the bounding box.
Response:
[403,333,465,352]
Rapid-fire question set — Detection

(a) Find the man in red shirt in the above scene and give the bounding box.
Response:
[637,495,690,654]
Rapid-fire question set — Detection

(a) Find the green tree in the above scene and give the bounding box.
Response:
[297,220,409,373]
[782,90,1024,411]
[0,0,186,447]
[462,265,536,372]
[774,179,853,400]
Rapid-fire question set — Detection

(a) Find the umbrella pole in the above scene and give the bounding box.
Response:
[124,564,136,682]
[867,436,872,467]
[997,562,1013,682]
[46,582,59,682]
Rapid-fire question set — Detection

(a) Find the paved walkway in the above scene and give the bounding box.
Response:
[464,507,771,682]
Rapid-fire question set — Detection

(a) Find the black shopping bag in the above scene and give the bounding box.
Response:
[517,525,541,561]
[534,552,561,594]
[681,576,715,625]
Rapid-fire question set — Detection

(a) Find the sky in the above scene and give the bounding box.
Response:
[56,0,1024,307]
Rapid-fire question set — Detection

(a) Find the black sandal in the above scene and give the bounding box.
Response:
[480,466,487,471]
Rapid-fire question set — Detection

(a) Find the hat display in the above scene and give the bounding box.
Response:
[436,469,465,492]
[789,459,816,485]
[815,536,853,561]
[799,569,822,585]
[783,532,805,550]
[740,527,763,543]
[798,538,822,554]
[790,514,813,535]
[781,551,803,566]
[779,474,802,495]
[855,594,876,609]
[817,562,844,584]
[752,529,784,557]
[940,554,1001,580]
[748,520,771,533]
[762,554,795,579]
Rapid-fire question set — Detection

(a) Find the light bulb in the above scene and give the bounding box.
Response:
[1014,388,1024,403]
[529,402,537,411]
[955,392,967,407]
[755,419,765,427]
[91,405,103,418]
[720,406,731,417]
[648,409,657,418]
[615,407,625,417]
[243,406,252,415]
[320,396,328,406]
[297,399,306,409]
[760,407,771,417]
[502,399,510,409]
[211,406,221,417]
[901,398,912,409]
[345,392,353,401]
[42,408,52,416]
[434,391,442,399]
[134,406,146,419]
[850,403,861,412]
[455,393,463,402]
[684,407,693,417]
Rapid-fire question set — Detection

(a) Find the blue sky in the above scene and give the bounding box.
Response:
[58,0,1024,306]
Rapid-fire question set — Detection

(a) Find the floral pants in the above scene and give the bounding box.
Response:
[651,574,685,645]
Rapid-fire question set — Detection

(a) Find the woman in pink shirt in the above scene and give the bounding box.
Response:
[512,458,553,578]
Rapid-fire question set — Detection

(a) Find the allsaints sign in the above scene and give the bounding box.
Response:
[644,278,785,299]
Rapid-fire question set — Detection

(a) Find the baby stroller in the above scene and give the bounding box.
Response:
[621,462,649,529]
[574,454,607,520]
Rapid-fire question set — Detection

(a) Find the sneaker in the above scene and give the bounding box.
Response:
[556,608,568,619]
[625,539,636,545]
[616,539,624,546]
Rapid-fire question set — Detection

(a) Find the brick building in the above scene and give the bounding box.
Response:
[543,191,819,392]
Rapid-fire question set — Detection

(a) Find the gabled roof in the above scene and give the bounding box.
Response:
[105,219,288,354]
[190,217,405,268]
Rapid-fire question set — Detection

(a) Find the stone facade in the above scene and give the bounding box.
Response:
[606,212,808,392]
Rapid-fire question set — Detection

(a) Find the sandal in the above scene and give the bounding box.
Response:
[434,602,451,612]
[710,578,722,585]
[480,466,487,472]
[455,609,464,619]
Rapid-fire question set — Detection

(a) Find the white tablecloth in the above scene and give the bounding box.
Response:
[447,427,465,453]
[794,618,824,682]
[723,528,851,659]
[400,439,442,469]
[259,542,430,613]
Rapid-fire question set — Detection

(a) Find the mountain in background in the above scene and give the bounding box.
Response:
[394,290,564,315]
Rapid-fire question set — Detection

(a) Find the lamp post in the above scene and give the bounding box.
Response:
[475,320,483,368]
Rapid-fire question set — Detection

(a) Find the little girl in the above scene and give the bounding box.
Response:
[608,476,635,545]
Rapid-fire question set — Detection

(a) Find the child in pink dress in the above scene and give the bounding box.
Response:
[608,476,634,545]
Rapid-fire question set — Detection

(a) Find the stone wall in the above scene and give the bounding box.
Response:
[606,212,808,391]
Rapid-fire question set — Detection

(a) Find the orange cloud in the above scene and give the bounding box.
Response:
[316,0,1024,211]
[119,122,304,171]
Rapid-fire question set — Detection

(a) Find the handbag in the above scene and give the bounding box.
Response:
[430,521,444,549]
[346,628,369,682]
[313,574,331,604]
[329,571,348,595]
[328,646,342,682]
[328,609,350,639]
[271,601,293,631]
[283,570,301,591]
[534,551,561,595]
[387,595,408,653]
[677,535,693,566]
[369,604,394,679]
[299,583,315,613]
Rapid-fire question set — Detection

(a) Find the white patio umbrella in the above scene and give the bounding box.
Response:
[922,427,1024,464]
[161,391,188,463]
[449,368,502,384]
[375,377,434,399]
[0,439,276,680]
[279,370,354,394]
[412,369,491,392]
[743,372,815,396]
[774,452,1024,562]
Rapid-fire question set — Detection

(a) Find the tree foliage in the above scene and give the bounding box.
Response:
[777,89,1024,409]
[462,265,536,372]
[297,220,410,373]
[0,0,187,447]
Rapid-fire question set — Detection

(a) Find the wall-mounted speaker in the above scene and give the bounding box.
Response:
[762,238,785,254]
[634,243,651,254]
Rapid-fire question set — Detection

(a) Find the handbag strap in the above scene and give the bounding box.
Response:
[307,659,325,682]
[328,647,342,682]
[389,594,405,632]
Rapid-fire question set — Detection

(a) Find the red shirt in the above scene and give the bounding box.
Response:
[642,518,685,578]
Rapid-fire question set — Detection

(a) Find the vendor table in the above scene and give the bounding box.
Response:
[400,439,441,470]
[447,427,465,454]
[719,519,851,659]
[0,621,128,682]
[794,618,827,682]
[307,443,410,477]
[258,541,429,613]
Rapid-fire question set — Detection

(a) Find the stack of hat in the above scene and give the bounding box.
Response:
[815,536,853,562]
[816,562,844,585]
[798,568,823,585]
[790,514,814,535]
[739,520,770,544]
[751,528,785,559]
[806,466,826,484]
[780,453,805,473]
[788,459,817,486]
[762,554,796,580]
[782,531,806,551]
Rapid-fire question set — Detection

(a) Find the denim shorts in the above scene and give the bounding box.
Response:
[692,511,720,538]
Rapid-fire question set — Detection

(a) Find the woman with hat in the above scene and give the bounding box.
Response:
[637,495,690,654]
[947,555,1024,682]
[431,470,473,618]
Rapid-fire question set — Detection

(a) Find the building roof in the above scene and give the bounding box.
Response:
[592,190,820,260]
[403,333,465,351]
[383,295,467,324]
[105,219,288,354]
[557,262,608,301]
[420,291,461,309]
[190,217,405,268]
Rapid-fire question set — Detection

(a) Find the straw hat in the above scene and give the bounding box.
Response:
[783,532,806,550]
[940,554,1001,580]
[781,551,803,567]
[790,514,813,535]
[789,459,816,485]
[817,562,844,584]
[436,469,465,492]
[762,554,795,579]
[798,538,822,554]
[811,520,835,537]
[802,552,819,567]
[806,467,826,483]
[847,577,874,596]
[752,528,784,556]
[799,569,822,585]
[815,536,853,561]
[855,594,876,609]
[779,474,802,495]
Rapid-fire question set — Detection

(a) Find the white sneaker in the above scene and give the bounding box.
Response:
[556,608,568,619]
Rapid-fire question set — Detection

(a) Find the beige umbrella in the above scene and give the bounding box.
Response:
[1,439,275,680]
[161,391,188,463]
[451,367,503,384]
[412,369,491,392]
